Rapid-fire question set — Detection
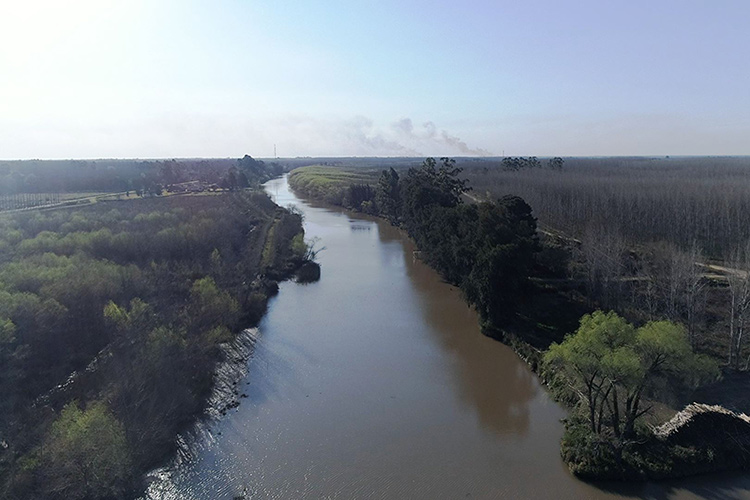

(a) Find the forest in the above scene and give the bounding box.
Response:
[0,155,282,211]
[458,157,750,372]
[5,153,750,491]
[461,156,750,257]
[0,189,308,499]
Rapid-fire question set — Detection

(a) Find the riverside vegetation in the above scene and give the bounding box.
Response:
[287,158,750,480]
[292,159,540,327]
[0,157,313,499]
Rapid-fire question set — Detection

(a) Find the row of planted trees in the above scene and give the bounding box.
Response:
[0,156,283,214]
[463,156,750,259]
[295,159,749,372]
[0,193,63,211]
[382,160,726,476]
[0,156,282,197]
[289,159,726,476]
[461,157,750,370]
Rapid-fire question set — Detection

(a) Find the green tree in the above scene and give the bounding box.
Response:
[461,197,538,324]
[0,317,16,346]
[187,276,239,334]
[223,167,239,191]
[0,318,20,423]
[103,298,153,344]
[290,234,308,260]
[237,155,272,185]
[545,311,719,441]
[159,159,180,187]
[237,171,250,188]
[375,167,401,223]
[502,156,541,171]
[39,401,131,499]
[401,157,469,237]
[547,156,564,170]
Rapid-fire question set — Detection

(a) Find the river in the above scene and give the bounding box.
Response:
[144,175,750,499]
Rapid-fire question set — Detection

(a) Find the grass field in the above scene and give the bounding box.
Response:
[288,165,379,205]
[289,165,379,187]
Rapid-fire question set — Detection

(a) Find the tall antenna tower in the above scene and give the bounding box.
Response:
[274,144,277,158]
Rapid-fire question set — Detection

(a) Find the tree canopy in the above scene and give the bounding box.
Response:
[545,311,719,440]
[0,191,307,498]
[39,401,131,499]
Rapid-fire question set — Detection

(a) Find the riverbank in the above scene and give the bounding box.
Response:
[287,164,750,483]
[0,189,312,499]
[124,195,315,496]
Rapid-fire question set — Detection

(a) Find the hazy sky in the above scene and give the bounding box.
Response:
[1,0,748,159]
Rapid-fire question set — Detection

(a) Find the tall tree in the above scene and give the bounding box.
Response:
[726,241,750,367]
[375,167,401,223]
[401,157,469,237]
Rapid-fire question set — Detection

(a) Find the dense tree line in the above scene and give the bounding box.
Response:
[548,208,750,371]
[288,159,733,478]
[0,193,63,211]
[501,156,564,171]
[0,192,307,499]
[289,159,750,368]
[392,158,539,325]
[0,155,283,199]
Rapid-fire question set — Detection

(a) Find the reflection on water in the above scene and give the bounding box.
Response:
[391,221,537,436]
[143,176,750,500]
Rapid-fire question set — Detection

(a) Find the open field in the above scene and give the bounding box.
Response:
[288,165,380,205]
[288,165,379,186]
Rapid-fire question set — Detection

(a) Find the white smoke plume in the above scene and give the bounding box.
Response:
[389,118,492,156]
[269,115,491,157]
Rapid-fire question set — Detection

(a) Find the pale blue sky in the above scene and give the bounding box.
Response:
[1,0,748,158]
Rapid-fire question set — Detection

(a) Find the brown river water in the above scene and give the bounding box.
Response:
[144,175,750,499]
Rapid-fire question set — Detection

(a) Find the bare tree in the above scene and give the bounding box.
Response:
[462,156,750,258]
[726,241,750,368]
[682,242,707,348]
[630,242,707,349]
[580,224,626,309]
